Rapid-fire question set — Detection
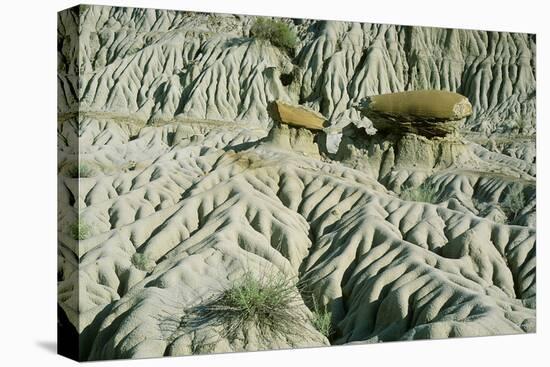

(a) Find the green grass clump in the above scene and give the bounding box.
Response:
[65,161,95,178]
[186,271,303,340]
[501,184,526,221]
[311,300,332,338]
[69,220,91,240]
[400,181,441,204]
[250,18,297,53]
[131,253,156,272]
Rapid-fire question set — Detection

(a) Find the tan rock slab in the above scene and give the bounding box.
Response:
[268,100,327,130]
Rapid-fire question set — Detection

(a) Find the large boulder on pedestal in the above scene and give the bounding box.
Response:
[354,90,472,138]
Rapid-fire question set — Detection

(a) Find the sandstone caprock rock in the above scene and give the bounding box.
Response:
[268,100,327,130]
[354,90,473,137]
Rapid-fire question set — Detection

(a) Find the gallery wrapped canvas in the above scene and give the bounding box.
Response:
[57,4,536,361]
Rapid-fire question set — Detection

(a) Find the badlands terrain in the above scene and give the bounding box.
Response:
[57,5,536,360]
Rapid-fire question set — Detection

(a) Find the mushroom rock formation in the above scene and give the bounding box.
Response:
[354,90,473,138]
[264,100,328,156]
[336,91,478,178]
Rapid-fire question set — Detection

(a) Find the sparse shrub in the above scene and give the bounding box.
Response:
[513,118,529,135]
[501,184,526,221]
[250,18,297,53]
[65,161,95,178]
[126,160,137,172]
[312,310,332,338]
[400,181,441,204]
[310,299,332,338]
[131,253,156,272]
[473,198,507,223]
[184,271,303,340]
[69,220,91,240]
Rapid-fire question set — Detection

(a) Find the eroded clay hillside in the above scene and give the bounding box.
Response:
[57,5,536,361]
